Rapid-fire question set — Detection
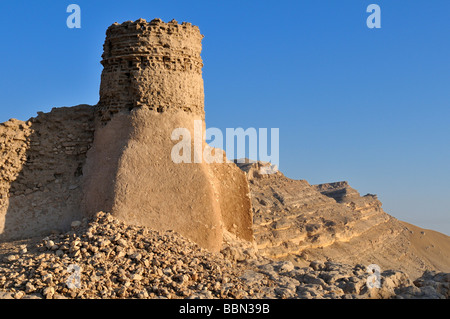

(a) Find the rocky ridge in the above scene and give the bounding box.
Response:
[237,161,393,257]
[236,161,450,279]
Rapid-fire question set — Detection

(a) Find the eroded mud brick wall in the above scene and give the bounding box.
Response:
[0,105,95,240]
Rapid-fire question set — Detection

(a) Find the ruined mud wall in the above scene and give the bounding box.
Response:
[0,105,95,240]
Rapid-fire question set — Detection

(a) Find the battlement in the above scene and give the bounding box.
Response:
[102,18,203,62]
[98,18,205,122]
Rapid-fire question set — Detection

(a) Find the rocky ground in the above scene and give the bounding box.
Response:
[0,212,448,299]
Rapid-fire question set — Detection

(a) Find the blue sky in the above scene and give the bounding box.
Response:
[0,1,449,234]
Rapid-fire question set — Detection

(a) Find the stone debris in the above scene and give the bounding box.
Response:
[0,212,252,299]
[0,212,447,299]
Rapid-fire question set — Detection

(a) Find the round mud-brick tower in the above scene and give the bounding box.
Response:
[83,18,253,252]
[98,18,205,123]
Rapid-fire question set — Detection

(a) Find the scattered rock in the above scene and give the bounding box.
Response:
[3,255,19,263]
[71,221,82,228]
[310,261,326,271]
[0,212,447,300]
[14,291,25,299]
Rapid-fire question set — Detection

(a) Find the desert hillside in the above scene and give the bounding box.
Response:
[237,161,450,279]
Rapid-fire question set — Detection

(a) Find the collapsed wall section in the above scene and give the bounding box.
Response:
[0,105,95,241]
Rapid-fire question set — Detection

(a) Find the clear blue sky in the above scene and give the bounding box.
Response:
[0,1,449,235]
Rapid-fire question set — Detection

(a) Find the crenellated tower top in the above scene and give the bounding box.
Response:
[98,18,205,123]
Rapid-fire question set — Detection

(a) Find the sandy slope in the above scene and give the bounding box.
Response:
[401,222,450,274]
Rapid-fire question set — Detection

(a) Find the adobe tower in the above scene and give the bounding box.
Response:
[82,18,253,251]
